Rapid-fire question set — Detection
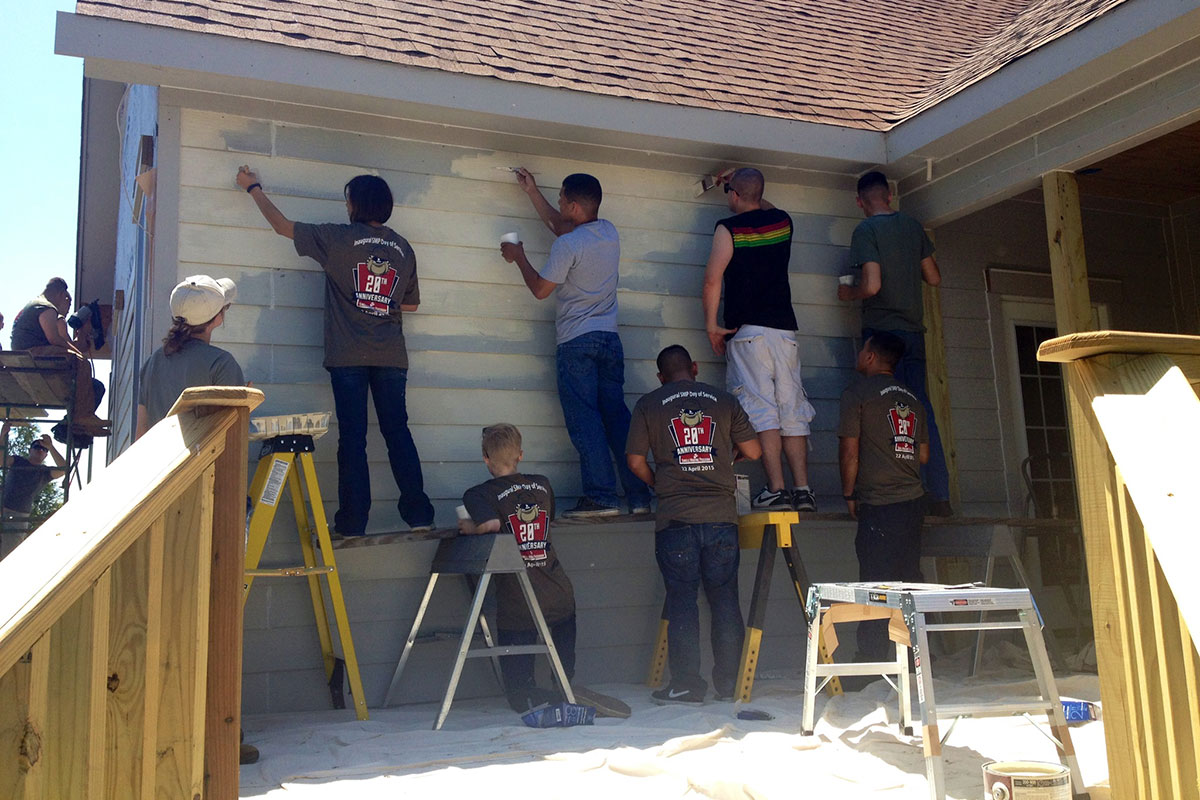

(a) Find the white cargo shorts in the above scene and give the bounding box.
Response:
[725,325,816,436]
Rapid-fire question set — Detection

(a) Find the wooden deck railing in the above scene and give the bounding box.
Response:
[0,387,262,800]
[1039,331,1200,799]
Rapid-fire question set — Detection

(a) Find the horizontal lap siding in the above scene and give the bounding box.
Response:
[176,109,868,529]
[171,109,986,712]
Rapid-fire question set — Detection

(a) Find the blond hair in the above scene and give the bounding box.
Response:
[481,423,522,468]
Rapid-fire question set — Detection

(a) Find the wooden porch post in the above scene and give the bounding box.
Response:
[1041,170,1137,795]
[921,248,960,509]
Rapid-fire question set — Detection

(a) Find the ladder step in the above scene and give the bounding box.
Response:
[937,701,1055,719]
[811,662,903,676]
[464,644,550,658]
[245,565,335,577]
[924,621,1025,632]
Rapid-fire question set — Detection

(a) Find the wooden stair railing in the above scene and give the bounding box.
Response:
[1039,331,1200,800]
[0,387,262,800]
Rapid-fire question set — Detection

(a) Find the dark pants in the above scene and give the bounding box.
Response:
[497,615,576,695]
[855,496,925,661]
[656,521,745,696]
[863,328,950,502]
[327,366,434,533]
[555,331,651,509]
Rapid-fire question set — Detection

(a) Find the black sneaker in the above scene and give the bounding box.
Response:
[751,488,792,510]
[651,685,704,705]
[562,498,621,519]
[791,488,817,512]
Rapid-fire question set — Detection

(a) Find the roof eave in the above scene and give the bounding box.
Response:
[54,11,885,171]
[886,0,1200,163]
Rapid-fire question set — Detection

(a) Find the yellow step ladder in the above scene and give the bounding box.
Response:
[244,413,368,720]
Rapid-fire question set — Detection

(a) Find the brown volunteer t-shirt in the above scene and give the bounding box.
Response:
[293,221,420,369]
[462,473,575,632]
[627,380,757,531]
[837,373,928,506]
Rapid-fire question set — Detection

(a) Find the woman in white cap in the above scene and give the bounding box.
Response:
[135,275,245,439]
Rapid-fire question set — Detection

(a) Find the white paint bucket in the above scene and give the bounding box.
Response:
[982,761,1071,800]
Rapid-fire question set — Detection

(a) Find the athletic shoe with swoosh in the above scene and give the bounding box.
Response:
[651,685,704,705]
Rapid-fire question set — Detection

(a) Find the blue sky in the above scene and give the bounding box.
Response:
[1,2,82,332]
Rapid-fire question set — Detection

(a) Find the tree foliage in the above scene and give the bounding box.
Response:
[3,424,65,531]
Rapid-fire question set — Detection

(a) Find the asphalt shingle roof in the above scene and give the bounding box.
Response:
[75,0,1132,131]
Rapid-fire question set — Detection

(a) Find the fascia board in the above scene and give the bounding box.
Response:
[54,11,885,168]
[886,0,1200,162]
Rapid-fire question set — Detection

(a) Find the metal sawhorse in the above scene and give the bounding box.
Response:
[802,582,1087,800]
[384,533,575,729]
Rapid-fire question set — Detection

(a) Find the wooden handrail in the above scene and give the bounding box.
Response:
[1037,331,1200,798]
[0,387,262,799]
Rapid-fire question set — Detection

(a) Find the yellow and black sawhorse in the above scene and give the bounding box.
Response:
[244,427,368,720]
[646,511,842,700]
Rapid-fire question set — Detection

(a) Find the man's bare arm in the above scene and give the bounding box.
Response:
[734,437,763,461]
[920,255,941,287]
[515,168,572,237]
[459,517,502,535]
[237,166,295,239]
[703,226,738,355]
[839,436,860,516]
[837,261,881,301]
[400,304,419,312]
[919,442,930,465]
[626,453,655,488]
[502,242,558,299]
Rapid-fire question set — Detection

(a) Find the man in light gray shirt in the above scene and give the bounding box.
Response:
[501,170,651,518]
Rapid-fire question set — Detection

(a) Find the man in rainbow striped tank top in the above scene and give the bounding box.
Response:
[702,168,818,512]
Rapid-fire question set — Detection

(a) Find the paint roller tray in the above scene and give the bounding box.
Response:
[249,412,331,441]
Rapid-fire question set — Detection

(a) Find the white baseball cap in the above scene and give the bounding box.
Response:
[170,275,238,325]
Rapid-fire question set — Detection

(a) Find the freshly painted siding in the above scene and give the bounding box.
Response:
[160,107,880,712]
[173,109,865,527]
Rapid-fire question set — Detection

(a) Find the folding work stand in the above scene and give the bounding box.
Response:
[384,533,575,730]
[802,582,1086,800]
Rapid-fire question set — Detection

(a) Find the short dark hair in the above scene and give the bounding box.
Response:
[45,277,68,295]
[729,168,764,202]
[561,173,602,213]
[344,175,393,224]
[865,332,906,369]
[656,344,693,375]
[856,171,890,201]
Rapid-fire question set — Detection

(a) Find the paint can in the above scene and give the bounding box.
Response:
[982,761,1071,800]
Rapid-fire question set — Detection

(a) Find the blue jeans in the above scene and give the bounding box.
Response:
[854,496,925,661]
[863,328,950,502]
[327,366,434,533]
[655,522,745,695]
[556,331,651,508]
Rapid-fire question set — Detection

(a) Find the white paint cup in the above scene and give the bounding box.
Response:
[501,231,521,245]
[838,274,856,286]
[455,505,471,521]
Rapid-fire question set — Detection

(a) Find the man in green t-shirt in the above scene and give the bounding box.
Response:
[838,171,950,516]
[838,332,929,668]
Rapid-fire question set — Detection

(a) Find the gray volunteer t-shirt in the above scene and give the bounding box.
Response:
[138,339,245,428]
[539,219,620,345]
[293,222,419,368]
[627,379,757,531]
[837,373,928,506]
[462,473,574,631]
[848,211,934,333]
